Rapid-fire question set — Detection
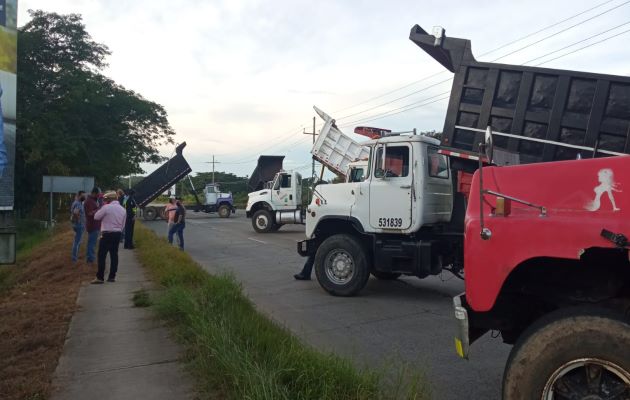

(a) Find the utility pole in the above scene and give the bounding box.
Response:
[205,156,220,184]
[302,116,317,188]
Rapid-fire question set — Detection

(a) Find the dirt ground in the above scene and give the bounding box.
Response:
[0,226,93,400]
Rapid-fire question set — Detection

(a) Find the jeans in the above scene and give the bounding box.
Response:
[71,224,84,262]
[86,229,99,262]
[168,223,185,250]
[97,232,122,280]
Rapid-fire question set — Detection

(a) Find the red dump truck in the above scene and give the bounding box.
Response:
[408,26,630,399]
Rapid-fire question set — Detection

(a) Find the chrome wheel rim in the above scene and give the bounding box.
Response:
[256,214,268,229]
[324,249,355,285]
[543,358,630,400]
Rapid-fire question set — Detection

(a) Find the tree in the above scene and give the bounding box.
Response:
[15,10,175,213]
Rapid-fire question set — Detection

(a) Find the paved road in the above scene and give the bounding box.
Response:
[145,211,510,399]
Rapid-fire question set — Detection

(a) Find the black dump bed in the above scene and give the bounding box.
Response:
[132,142,192,208]
[248,155,284,192]
[409,25,630,164]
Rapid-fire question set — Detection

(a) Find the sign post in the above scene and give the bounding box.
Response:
[42,176,95,228]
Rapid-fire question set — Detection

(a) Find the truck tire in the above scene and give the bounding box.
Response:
[371,271,401,280]
[314,234,370,297]
[503,306,630,400]
[218,205,231,218]
[143,207,158,221]
[252,210,273,233]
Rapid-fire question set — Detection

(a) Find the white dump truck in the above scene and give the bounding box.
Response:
[245,107,370,233]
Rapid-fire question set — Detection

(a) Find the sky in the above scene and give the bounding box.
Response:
[19,0,630,179]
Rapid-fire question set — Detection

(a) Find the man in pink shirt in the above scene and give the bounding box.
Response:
[92,191,126,284]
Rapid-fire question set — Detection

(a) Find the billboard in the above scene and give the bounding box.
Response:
[0,0,17,211]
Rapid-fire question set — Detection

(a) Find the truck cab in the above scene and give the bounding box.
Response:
[246,170,303,233]
[300,133,458,295]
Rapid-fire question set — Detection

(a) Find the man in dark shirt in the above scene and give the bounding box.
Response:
[168,199,185,250]
[123,189,137,249]
[84,187,101,263]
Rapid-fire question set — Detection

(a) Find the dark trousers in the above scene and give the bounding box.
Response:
[124,217,135,248]
[299,255,314,277]
[97,232,122,280]
[168,223,185,249]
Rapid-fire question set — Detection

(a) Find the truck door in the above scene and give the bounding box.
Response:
[369,144,413,230]
[205,185,218,206]
[271,173,295,209]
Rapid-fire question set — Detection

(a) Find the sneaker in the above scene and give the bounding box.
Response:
[91,278,104,285]
[107,278,116,282]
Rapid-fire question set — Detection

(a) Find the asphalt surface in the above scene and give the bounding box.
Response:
[145,211,511,399]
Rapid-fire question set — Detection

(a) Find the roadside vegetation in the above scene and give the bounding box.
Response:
[134,223,430,400]
[0,223,92,400]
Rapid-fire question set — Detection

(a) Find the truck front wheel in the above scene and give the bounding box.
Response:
[503,307,630,400]
[314,234,370,297]
[252,210,273,233]
[218,205,231,218]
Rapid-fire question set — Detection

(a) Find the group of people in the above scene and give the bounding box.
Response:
[70,187,137,284]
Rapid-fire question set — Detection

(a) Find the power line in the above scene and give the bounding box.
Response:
[331,0,624,115]
[489,0,630,62]
[336,77,453,121]
[338,15,630,128]
[523,20,630,65]
[534,26,630,66]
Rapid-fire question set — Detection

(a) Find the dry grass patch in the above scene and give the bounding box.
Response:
[0,225,93,400]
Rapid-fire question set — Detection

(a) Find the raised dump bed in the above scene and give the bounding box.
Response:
[409,25,630,164]
[132,142,192,207]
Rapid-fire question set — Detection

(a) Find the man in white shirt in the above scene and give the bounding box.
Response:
[92,191,126,284]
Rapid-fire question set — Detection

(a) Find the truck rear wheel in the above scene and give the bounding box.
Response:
[314,234,370,297]
[371,271,401,280]
[252,210,273,233]
[503,307,630,400]
[143,207,158,221]
[218,205,231,218]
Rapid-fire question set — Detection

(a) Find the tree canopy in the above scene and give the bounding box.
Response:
[16,10,175,212]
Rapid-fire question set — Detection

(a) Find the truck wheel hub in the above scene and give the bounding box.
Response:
[325,250,354,284]
[256,215,268,228]
[543,358,630,400]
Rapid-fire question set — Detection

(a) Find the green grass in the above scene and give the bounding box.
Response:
[132,289,152,308]
[134,223,430,400]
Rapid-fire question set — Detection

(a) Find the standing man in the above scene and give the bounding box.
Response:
[70,190,86,262]
[168,199,186,250]
[84,187,101,264]
[165,197,178,243]
[92,191,126,284]
[123,189,137,249]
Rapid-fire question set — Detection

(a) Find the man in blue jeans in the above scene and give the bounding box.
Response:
[70,191,86,262]
[168,199,185,250]
[84,187,101,263]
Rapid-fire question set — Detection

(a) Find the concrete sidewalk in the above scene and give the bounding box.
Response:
[51,249,194,400]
